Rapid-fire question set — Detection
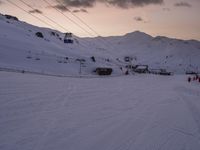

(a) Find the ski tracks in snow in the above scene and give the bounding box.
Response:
[33,84,76,150]
[1,73,200,150]
[177,86,200,140]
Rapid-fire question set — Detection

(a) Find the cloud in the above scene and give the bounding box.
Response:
[174,1,192,8]
[163,8,170,11]
[0,1,4,5]
[50,4,70,11]
[104,0,163,8]
[134,16,150,23]
[61,0,95,8]
[59,0,164,8]
[134,16,143,22]
[73,9,88,13]
[29,9,43,14]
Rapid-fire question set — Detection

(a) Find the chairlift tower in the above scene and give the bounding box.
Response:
[64,32,73,44]
[76,59,85,75]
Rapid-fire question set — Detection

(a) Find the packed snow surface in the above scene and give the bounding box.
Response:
[1,71,200,150]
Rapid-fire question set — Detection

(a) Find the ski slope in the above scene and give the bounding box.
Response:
[1,71,200,150]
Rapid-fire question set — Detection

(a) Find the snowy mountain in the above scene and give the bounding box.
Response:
[0,14,121,76]
[0,13,200,75]
[89,31,200,73]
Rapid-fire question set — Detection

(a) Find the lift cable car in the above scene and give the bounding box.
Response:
[64,32,73,44]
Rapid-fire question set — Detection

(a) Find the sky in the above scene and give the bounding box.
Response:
[0,0,200,40]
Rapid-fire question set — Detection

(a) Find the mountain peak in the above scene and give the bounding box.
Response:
[123,31,153,42]
[124,31,152,39]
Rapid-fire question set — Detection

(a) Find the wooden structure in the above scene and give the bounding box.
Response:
[95,68,113,76]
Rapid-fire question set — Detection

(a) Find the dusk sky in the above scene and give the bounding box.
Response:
[0,0,200,40]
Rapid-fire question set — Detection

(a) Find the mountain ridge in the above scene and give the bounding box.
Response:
[0,13,200,75]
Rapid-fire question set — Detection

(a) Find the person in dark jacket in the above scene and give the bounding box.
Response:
[188,77,191,82]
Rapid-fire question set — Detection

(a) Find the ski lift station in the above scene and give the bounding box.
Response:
[64,32,73,44]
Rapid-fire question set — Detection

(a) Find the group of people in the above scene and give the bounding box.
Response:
[188,74,200,83]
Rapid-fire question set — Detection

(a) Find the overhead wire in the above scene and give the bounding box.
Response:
[54,0,118,49]
[7,0,123,67]
[24,0,99,50]
[6,0,93,56]
[41,0,116,57]
[42,0,95,37]
[21,0,116,59]
[18,0,70,32]
[52,0,120,60]
[19,0,94,50]
[6,0,57,30]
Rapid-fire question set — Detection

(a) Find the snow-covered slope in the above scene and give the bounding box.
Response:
[87,31,200,73]
[1,71,200,150]
[0,13,200,75]
[0,14,121,76]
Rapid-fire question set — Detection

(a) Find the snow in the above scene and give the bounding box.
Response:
[1,71,200,150]
[1,13,200,150]
[0,14,124,77]
[0,13,200,75]
[135,65,148,70]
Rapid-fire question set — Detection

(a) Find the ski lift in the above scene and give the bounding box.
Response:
[64,33,73,44]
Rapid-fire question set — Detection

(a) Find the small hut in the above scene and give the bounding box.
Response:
[150,69,172,76]
[133,65,149,73]
[186,71,198,75]
[159,69,171,76]
[95,68,113,76]
[149,69,161,75]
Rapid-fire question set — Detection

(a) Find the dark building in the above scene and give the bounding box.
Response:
[150,69,172,76]
[95,68,113,76]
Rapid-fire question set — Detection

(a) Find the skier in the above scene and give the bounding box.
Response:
[125,70,129,75]
[188,77,191,82]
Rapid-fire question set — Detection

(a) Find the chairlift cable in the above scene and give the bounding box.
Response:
[6,0,91,56]
[54,0,118,52]
[18,0,70,32]
[42,0,95,37]
[7,0,123,68]
[6,0,57,30]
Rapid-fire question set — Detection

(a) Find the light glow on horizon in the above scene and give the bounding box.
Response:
[0,0,200,40]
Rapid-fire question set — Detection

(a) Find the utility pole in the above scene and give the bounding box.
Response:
[76,59,85,76]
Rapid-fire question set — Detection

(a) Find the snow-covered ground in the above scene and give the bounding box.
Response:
[1,71,200,150]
